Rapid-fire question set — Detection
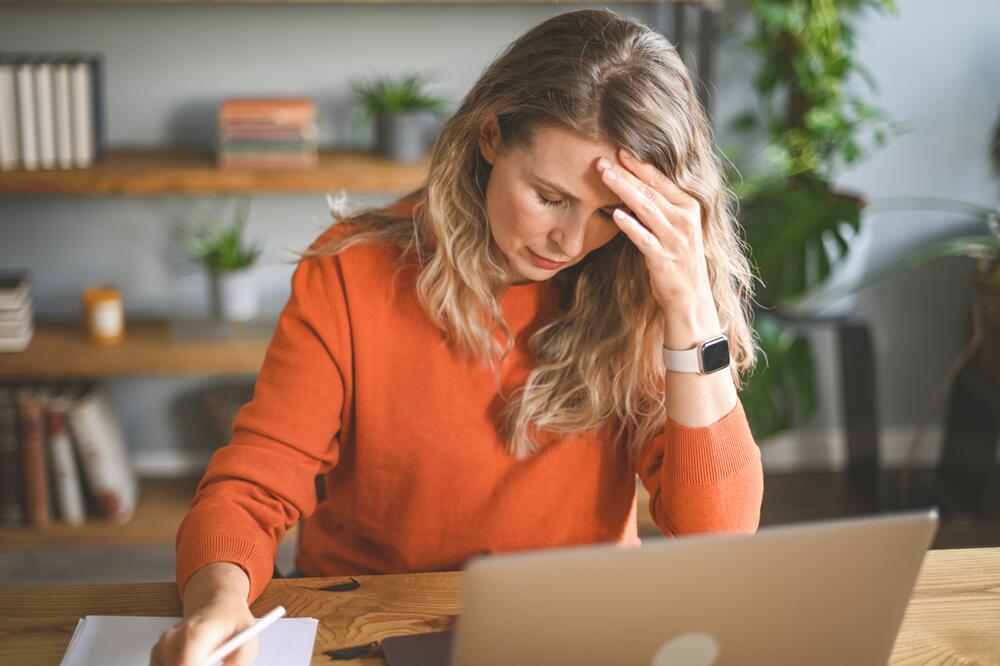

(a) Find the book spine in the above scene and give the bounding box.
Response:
[67,386,137,523]
[52,61,74,170]
[0,389,23,526]
[33,59,56,170]
[0,60,20,171]
[0,271,32,311]
[15,61,38,171]
[17,390,51,528]
[218,153,318,170]
[89,53,105,162]
[69,59,93,168]
[45,399,86,526]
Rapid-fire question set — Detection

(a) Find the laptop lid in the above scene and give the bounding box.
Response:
[383,509,938,666]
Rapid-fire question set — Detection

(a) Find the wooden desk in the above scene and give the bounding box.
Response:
[2,548,999,665]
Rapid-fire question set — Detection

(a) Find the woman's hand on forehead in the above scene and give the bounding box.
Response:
[596,149,713,314]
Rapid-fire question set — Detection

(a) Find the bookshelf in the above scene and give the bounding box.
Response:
[0,476,300,550]
[0,321,269,378]
[0,1,721,555]
[0,148,430,196]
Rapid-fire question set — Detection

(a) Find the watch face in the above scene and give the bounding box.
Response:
[700,337,731,374]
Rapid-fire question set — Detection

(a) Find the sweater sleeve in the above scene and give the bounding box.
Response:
[634,397,763,537]
[175,249,352,604]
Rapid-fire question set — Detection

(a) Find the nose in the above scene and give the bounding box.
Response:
[549,215,587,260]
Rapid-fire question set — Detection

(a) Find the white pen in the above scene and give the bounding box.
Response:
[203,605,286,666]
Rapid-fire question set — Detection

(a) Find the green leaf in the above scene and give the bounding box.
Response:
[351,72,447,123]
[183,197,262,272]
[742,311,818,440]
[729,111,760,132]
[740,172,862,305]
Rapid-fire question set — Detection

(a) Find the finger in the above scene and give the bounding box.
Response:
[612,207,663,255]
[618,148,697,209]
[148,644,161,666]
[175,625,227,666]
[222,637,259,666]
[598,158,681,247]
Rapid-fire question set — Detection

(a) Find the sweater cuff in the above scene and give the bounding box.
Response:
[663,398,759,486]
[176,533,277,605]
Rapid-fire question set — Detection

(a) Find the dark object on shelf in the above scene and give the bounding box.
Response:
[202,381,255,447]
[936,364,1000,519]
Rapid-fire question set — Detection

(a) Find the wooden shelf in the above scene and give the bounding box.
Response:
[0,148,429,196]
[0,320,270,378]
[0,476,299,550]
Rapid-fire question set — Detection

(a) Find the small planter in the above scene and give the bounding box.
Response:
[352,73,446,163]
[210,267,259,322]
[375,110,438,162]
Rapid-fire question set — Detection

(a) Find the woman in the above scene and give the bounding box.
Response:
[152,8,763,665]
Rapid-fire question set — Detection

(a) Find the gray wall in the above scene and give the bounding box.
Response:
[1,1,997,474]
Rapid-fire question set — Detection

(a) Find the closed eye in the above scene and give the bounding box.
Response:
[535,193,615,220]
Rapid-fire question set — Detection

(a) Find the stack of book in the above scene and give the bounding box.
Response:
[0,52,106,171]
[0,271,34,353]
[216,97,318,170]
[0,381,139,529]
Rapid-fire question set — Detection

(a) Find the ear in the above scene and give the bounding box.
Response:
[478,114,502,165]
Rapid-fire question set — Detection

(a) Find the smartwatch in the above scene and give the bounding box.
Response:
[662,334,731,375]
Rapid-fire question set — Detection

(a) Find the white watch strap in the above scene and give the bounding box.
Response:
[662,345,701,373]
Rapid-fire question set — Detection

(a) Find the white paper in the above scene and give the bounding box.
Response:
[59,615,319,666]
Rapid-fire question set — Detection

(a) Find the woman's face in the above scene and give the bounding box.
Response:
[478,118,626,286]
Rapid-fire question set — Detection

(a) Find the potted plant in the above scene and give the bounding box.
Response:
[725,0,903,439]
[351,72,447,162]
[184,197,263,323]
[834,198,1000,384]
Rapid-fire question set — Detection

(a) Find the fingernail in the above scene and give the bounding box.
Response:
[602,166,617,181]
[597,157,611,171]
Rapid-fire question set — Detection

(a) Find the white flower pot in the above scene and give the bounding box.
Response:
[210,267,259,322]
[777,205,874,319]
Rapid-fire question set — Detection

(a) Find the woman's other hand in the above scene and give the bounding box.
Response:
[150,562,257,666]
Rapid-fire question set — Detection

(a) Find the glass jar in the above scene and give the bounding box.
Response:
[82,284,124,346]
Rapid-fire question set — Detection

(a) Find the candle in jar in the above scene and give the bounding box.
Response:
[82,284,124,345]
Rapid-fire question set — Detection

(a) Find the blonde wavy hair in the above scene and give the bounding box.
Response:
[303,9,758,463]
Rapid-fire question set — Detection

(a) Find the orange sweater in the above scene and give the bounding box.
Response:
[176,214,764,603]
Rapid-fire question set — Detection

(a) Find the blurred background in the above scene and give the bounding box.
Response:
[0,0,997,588]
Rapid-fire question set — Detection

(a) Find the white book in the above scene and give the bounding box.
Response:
[59,615,318,666]
[68,58,93,168]
[0,271,32,311]
[52,61,74,169]
[0,317,32,339]
[15,59,38,170]
[0,294,34,322]
[46,393,86,526]
[0,58,20,170]
[0,322,33,352]
[33,58,56,169]
[65,384,138,524]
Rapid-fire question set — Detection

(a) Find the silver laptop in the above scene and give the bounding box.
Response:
[381,508,939,666]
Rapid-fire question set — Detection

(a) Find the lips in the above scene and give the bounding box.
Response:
[528,249,567,268]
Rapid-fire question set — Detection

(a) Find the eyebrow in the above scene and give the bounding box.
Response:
[531,174,622,211]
